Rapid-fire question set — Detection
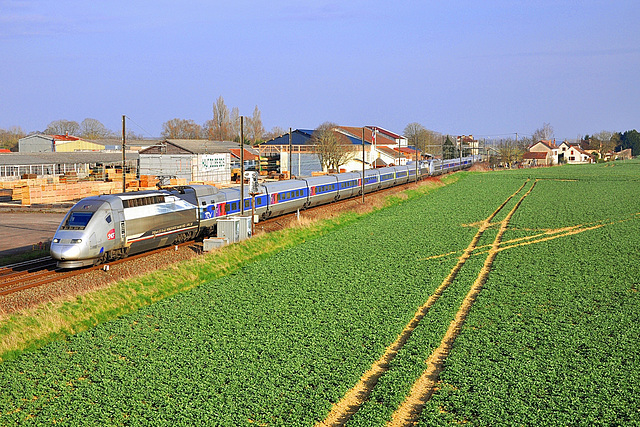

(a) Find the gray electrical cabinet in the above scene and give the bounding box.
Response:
[217,216,252,243]
[238,216,252,241]
[217,218,240,243]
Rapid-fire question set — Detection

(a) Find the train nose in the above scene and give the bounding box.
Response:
[50,240,82,260]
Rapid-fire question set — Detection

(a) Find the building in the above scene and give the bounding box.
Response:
[522,151,551,166]
[138,139,257,185]
[556,141,591,164]
[456,135,480,157]
[0,152,139,180]
[18,134,107,153]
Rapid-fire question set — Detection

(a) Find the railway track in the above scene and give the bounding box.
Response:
[0,177,436,298]
[0,242,195,297]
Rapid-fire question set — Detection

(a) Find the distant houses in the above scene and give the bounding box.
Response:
[524,140,593,166]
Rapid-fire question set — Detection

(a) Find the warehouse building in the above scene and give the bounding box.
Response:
[138,139,258,185]
[0,152,139,180]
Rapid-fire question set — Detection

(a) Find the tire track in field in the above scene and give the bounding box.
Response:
[386,180,537,427]
[316,181,529,427]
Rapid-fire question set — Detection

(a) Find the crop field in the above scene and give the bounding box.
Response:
[1,161,639,425]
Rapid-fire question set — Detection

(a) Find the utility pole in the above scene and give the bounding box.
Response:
[415,144,419,183]
[288,128,292,179]
[121,115,126,193]
[361,127,365,204]
[240,116,245,215]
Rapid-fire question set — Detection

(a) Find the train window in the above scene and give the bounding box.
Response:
[202,201,207,206]
[244,200,251,209]
[105,214,112,224]
[64,211,94,230]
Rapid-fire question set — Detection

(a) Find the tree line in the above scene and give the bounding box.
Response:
[0,96,283,151]
[1,106,638,161]
[404,121,640,164]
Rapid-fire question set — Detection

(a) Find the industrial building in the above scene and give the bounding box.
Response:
[138,139,258,185]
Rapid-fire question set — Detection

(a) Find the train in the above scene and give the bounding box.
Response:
[50,156,475,268]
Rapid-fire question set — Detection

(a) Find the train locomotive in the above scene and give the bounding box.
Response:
[50,156,475,268]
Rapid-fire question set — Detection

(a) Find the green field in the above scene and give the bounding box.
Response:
[1,161,639,425]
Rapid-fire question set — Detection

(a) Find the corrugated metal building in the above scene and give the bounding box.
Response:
[0,152,139,179]
[18,134,107,153]
[139,139,257,184]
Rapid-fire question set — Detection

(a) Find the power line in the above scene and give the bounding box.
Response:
[124,115,156,138]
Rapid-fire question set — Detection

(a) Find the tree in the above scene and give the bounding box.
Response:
[80,118,112,139]
[620,129,640,156]
[404,122,427,148]
[496,137,524,165]
[206,95,232,141]
[161,118,203,139]
[230,107,240,142]
[246,105,265,145]
[311,122,355,172]
[263,126,286,141]
[591,130,619,158]
[532,122,554,142]
[442,136,457,159]
[0,126,25,151]
[403,123,442,158]
[44,119,80,136]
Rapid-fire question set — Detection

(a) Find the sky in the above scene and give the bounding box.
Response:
[1,0,638,141]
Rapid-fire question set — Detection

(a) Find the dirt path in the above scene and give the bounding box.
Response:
[387,180,537,426]
[316,180,530,427]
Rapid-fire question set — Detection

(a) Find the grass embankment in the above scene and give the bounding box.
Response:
[0,178,447,363]
[0,249,50,267]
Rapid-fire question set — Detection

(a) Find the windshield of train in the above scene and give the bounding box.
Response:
[63,211,95,230]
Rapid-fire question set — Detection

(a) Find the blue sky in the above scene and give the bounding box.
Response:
[1,0,638,140]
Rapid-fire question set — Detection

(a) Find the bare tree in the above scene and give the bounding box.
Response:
[230,107,240,141]
[311,122,355,172]
[246,105,265,144]
[206,96,232,141]
[44,119,80,136]
[403,123,442,158]
[496,137,525,165]
[263,126,286,141]
[591,130,619,157]
[532,122,554,142]
[161,118,203,139]
[0,126,25,151]
[80,118,112,139]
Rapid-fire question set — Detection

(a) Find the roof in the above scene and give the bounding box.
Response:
[51,134,80,142]
[338,126,397,145]
[0,152,139,166]
[139,139,242,155]
[377,146,406,158]
[534,140,557,150]
[260,129,314,146]
[229,148,259,161]
[368,126,403,140]
[397,146,418,155]
[260,128,371,147]
[0,149,11,153]
[523,152,548,160]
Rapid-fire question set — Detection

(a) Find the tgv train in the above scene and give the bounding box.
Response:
[50,157,475,268]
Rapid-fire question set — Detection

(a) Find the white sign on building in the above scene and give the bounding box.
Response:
[201,154,227,171]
